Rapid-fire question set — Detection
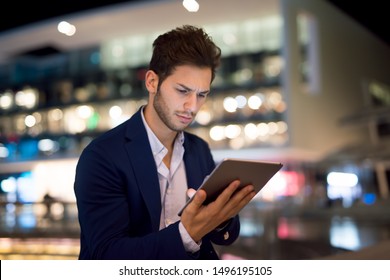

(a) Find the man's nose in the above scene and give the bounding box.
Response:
[184,92,198,111]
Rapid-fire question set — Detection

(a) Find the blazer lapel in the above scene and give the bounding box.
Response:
[124,109,161,232]
[183,137,204,191]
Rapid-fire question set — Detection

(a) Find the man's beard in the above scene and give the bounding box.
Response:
[153,90,194,132]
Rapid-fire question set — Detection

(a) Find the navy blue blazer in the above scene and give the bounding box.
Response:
[74,107,240,259]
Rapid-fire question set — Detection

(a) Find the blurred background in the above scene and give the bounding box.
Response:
[0,0,389,260]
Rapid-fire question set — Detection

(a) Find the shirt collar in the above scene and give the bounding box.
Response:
[140,105,185,165]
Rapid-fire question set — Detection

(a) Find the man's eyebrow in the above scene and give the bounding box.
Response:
[177,83,210,94]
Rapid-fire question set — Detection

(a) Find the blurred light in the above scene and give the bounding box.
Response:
[0,143,9,158]
[268,122,278,135]
[257,122,269,136]
[57,21,76,36]
[18,209,36,229]
[209,126,225,141]
[277,121,288,134]
[327,171,361,207]
[258,172,287,201]
[274,100,287,113]
[330,217,360,251]
[182,0,199,12]
[87,112,100,130]
[223,33,237,45]
[76,105,94,119]
[327,171,358,187]
[223,96,238,112]
[0,177,17,192]
[17,172,36,203]
[277,217,303,239]
[67,119,86,133]
[362,193,376,205]
[195,109,211,125]
[244,123,258,139]
[0,90,13,109]
[25,115,36,127]
[33,159,78,202]
[239,218,264,237]
[38,139,60,154]
[5,203,16,213]
[15,88,38,109]
[51,202,65,218]
[229,137,245,150]
[248,94,262,109]
[263,55,283,78]
[282,171,304,196]
[268,91,282,107]
[235,68,253,83]
[119,83,132,97]
[32,112,42,123]
[48,108,63,121]
[109,105,123,119]
[90,51,100,65]
[112,45,125,58]
[327,184,361,205]
[235,95,247,108]
[225,124,241,139]
[4,143,16,159]
[19,139,39,159]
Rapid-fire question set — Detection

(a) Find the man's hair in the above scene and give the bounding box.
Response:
[149,25,221,86]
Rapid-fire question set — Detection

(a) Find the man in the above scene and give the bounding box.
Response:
[74,25,256,260]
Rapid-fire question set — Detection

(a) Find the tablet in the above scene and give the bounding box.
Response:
[178,158,283,216]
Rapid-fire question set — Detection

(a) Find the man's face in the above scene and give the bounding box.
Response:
[153,65,212,132]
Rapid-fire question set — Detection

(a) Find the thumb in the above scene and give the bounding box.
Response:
[184,188,207,213]
[191,188,207,208]
[186,188,197,199]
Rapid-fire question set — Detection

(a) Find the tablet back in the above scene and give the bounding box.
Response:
[177,158,283,216]
[202,158,283,204]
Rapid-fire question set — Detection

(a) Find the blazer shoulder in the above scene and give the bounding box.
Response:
[184,131,210,148]
[86,108,144,149]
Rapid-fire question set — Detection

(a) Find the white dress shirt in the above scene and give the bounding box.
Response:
[141,108,200,253]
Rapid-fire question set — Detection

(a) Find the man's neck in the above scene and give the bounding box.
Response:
[143,104,177,150]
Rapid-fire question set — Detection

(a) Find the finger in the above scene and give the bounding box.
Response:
[224,186,256,216]
[187,189,207,212]
[214,180,241,205]
[232,185,256,202]
[186,188,197,199]
[212,185,255,217]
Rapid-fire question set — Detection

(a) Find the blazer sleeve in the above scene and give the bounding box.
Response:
[207,216,240,245]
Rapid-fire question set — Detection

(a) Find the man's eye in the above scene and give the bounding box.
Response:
[197,93,207,98]
[177,88,188,94]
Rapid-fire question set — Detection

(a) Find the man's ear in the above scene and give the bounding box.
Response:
[145,70,159,94]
